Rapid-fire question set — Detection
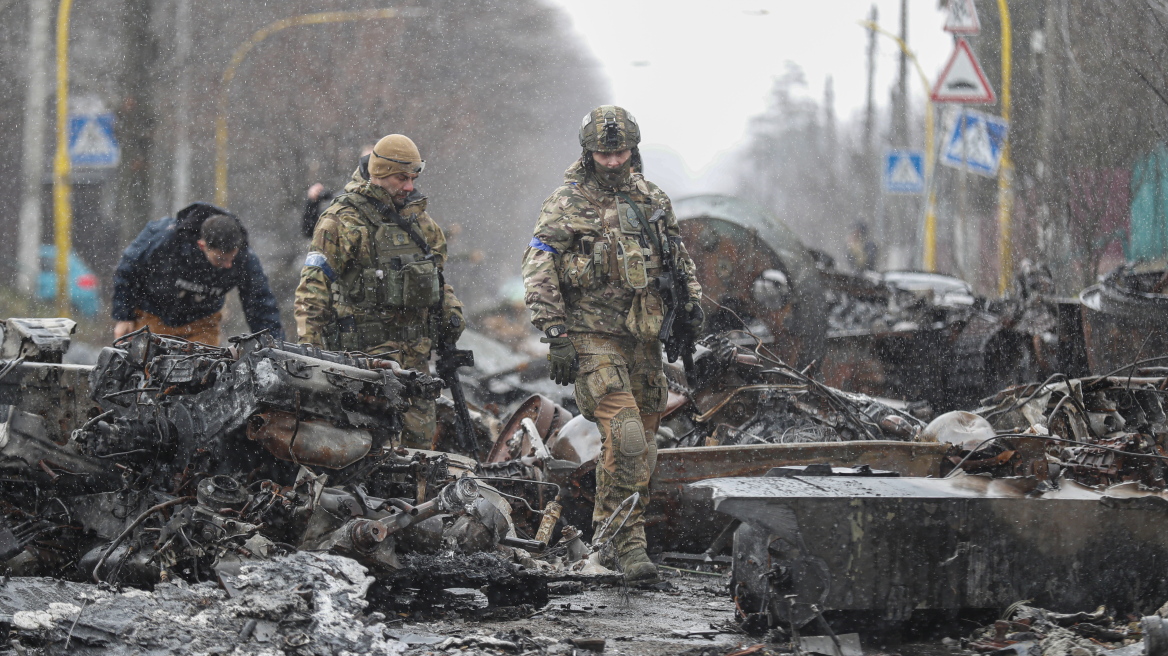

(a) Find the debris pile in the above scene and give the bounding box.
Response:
[675,196,1078,411]
[945,371,1168,486]
[0,551,406,655]
[821,268,977,335]
[965,602,1167,656]
[0,322,554,600]
[698,471,1168,639]
[674,333,926,448]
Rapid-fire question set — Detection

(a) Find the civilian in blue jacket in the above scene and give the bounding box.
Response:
[111,202,283,346]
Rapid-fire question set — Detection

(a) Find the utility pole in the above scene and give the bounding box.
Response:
[893,0,909,148]
[824,76,837,188]
[172,0,192,212]
[1037,0,1061,290]
[116,0,158,246]
[823,76,841,241]
[864,4,879,244]
[17,0,51,296]
[886,0,911,268]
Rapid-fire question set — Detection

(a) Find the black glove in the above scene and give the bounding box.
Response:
[540,328,578,386]
[444,310,465,343]
[683,301,705,334]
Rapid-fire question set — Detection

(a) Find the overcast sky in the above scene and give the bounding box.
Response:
[548,0,972,194]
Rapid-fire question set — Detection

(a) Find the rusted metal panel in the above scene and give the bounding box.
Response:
[674,195,827,369]
[246,410,372,469]
[486,394,570,464]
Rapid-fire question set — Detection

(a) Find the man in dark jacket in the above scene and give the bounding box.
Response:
[112,202,283,345]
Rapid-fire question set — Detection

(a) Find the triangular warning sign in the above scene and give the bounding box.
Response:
[72,119,117,160]
[931,38,996,104]
[890,156,923,187]
[944,0,980,35]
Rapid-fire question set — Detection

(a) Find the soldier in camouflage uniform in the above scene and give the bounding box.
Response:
[521,106,704,584]
[294,134,464,450]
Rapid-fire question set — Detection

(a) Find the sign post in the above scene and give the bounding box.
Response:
[931,29,1000,283]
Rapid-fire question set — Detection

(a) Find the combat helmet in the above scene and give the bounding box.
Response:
[579,105,640,152]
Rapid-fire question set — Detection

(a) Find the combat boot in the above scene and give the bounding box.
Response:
[619,547,660,585]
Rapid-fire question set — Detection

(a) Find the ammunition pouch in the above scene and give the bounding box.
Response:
[333,191,442,313]
[616,237,649,290]
[561,236,611,290]
[353,255,440,312]
[383,255,441,308]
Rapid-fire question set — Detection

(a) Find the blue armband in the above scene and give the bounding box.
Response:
[529,236,559,254]
[303,251,336,282]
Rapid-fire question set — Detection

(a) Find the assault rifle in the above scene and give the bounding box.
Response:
[650,212,698,378]
[431,273,480,461]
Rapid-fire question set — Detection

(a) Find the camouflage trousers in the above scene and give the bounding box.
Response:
[571,333,668,555]
[364,337,436,450]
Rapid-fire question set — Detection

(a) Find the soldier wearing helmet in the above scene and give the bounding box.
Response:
[294,134,464,449]
[521,106,704,584]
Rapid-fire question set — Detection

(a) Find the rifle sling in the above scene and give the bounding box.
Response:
[366,196,432,256]
[615,191,663,257]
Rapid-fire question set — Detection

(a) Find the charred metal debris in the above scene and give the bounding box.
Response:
[0,319,601,617]
[672,333,926,448]
[675,196,1090,413]
[690,367,1168,640]
[961,601,1168,656]
[8,302,1168,651]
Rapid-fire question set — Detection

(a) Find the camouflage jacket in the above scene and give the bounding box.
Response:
[293,168,462,349]
[522,161,701,340]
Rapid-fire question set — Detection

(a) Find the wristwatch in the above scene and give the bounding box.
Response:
[544,324,568,339]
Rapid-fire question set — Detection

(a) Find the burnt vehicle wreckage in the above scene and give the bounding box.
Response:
[663,196,1168,643]
[3,201,1168,652]
[0,320,586,613]
[674,194,1091,412]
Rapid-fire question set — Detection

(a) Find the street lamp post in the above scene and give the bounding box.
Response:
[53,0,74,317]
[860,20,938,272]
[214,8,403,207]
[996,0,1013,295]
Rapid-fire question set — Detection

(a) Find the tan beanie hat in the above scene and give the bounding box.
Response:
[368,134,424,178]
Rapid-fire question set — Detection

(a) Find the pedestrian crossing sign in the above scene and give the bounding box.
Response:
[940,108,1008,177]
[68,113,120,168]
[883,150,925,194]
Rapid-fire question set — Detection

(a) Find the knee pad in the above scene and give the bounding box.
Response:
[612,406,647,457]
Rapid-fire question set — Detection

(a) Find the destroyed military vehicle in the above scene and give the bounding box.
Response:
[0,318,559,603]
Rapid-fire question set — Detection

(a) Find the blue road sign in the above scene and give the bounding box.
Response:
[883,150,926,194]
[68,113,120,168]
[940,108,1008,177]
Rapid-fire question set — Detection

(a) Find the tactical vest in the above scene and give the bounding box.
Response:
[560,188,668,340]
[327,192,442,349]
